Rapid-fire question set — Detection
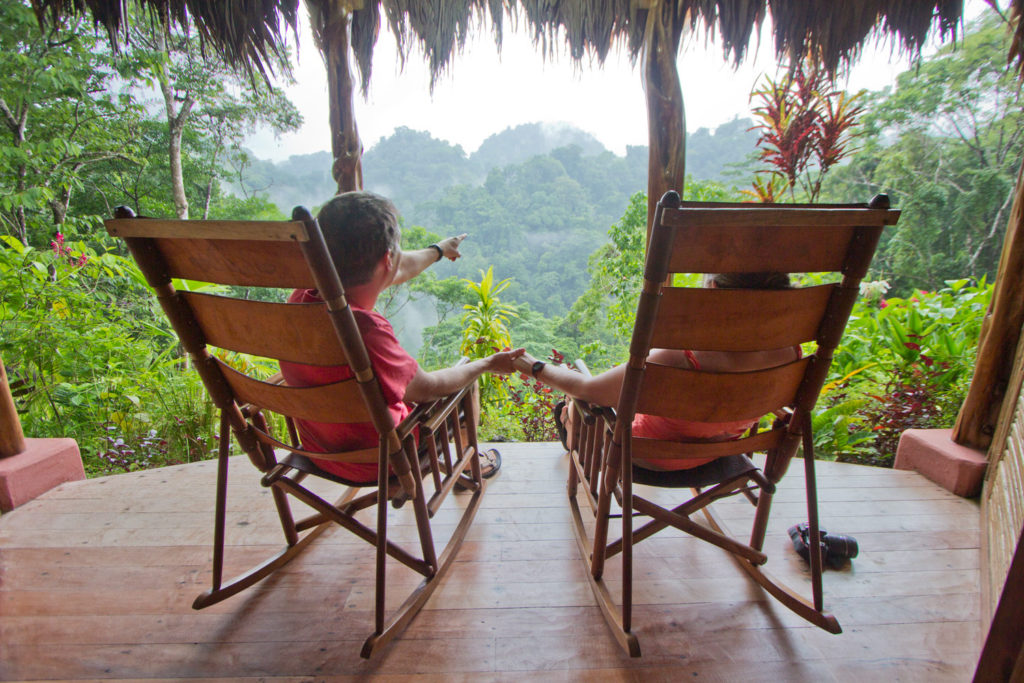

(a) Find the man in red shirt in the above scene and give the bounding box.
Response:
[280,191,522,482]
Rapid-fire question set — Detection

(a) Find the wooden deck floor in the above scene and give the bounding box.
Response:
[1,442,981,681]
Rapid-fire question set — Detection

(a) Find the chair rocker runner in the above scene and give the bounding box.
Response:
[565,191,899,656]
[106,206,489,659]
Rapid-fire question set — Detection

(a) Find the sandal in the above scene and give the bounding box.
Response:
[552,400,569,451]
[479,448,502,478]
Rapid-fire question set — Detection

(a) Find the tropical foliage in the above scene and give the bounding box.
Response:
[0,4,1011,473]
[748,59,865,202]
[822,14,1023,293]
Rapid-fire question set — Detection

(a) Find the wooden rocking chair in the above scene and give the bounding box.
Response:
[565,191,899,656]
[106,206,488,659]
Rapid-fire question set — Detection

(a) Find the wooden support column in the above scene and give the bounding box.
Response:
[954,160,1024,451]
[0,356,26,458]
[310,1,364,193]
[641,3,686,241]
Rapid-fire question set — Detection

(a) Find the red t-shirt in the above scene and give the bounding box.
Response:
[278,289,419,482]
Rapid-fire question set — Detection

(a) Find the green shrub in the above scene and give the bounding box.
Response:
[0,233,220,475]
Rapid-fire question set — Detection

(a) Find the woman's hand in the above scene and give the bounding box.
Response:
[485,348,525,375]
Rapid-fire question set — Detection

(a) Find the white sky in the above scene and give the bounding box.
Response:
[246,3,989,161]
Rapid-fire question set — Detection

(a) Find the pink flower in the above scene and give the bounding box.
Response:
[879,299,887,309]
[76,254,88,267]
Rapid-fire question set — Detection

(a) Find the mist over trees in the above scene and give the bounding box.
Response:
[235,119,753,315]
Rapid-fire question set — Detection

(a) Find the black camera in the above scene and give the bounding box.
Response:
[788,522,859,569]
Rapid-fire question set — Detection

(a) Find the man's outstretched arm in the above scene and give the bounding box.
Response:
[404,348,524,404]
[392,233,467,286]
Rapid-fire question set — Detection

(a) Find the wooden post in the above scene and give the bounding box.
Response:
[953,159,1024,451]
[310,2,364,194]
[0,356,26,458]
[641,4,686,241]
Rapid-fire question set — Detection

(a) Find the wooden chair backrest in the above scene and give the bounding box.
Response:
[621,192,899,471]
[105,208,398,470]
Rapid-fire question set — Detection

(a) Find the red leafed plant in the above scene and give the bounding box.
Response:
[747,60,865,202]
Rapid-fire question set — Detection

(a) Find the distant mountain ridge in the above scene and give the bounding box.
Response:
[234,119,757,316]
[237,119,756,216]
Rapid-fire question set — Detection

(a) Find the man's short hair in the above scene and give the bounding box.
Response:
[317,191,401,287]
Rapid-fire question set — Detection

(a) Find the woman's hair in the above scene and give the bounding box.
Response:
[705,272,791,290]
[317,191,401,287]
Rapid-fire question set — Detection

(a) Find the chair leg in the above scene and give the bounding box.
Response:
[360,465,487,659]
[701,502,841,634]
[193,482,359,610]
[405,440,439,573]
[697,417,841,635]
[590,438,621,580]
[620,439,634,634]
[210,412,231,592]
[567,447,641,658]
[374,452,389,636]
[801,412,825,612]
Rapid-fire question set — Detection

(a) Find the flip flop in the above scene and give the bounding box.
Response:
[552,400,569,451]
[479,448,502,478]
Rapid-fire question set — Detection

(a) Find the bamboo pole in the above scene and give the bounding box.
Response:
[953,159,1024,451]
[641,3,686,241]
[0,356,26,458]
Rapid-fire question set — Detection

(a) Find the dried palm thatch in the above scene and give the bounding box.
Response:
[30,0,303,82]
[515,0,968,74]
[34,0,1024,89]
[30,0,506,92]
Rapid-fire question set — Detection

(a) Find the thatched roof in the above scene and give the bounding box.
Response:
[516,1,968,73]
[33,0,1024,89]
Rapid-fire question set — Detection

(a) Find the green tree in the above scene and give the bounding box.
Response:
[123,19,301,218]
[0,0,141,245]
[822,13,1022,292]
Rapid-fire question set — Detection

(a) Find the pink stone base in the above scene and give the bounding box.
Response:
[894,428,987,498]
[0,438,85,511]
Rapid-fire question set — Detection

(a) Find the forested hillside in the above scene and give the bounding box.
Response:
[238,119,754,314]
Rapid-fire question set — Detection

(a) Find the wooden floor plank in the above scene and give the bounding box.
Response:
[0,442,982,680]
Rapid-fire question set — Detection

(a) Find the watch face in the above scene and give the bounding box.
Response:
[532,361,545,376]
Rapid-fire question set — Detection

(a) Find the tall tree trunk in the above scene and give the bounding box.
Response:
[953,159,1024,450]
[51,184,72,225]
[641,5,686,240]
[309,2,363,193]
[156,31,194,219]
[167,120,189,218]
[1,98,30,244]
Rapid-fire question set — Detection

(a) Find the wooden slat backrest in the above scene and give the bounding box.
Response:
[660,206,897,275]
[184,293,347,366]
[105,208,417,490]
[632,426,788,462]
[635,360,810,423]
[650,285,834,351]
[106,218,314,288]
[619,191,897,459]
[218,361,370,424]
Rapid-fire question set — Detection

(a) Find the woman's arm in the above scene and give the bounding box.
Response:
[513,352,625,407]
[392,233,467,286]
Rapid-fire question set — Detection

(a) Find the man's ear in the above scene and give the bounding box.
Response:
[377,249,400,286]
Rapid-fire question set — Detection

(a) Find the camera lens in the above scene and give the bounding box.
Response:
[822,533,858,560]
